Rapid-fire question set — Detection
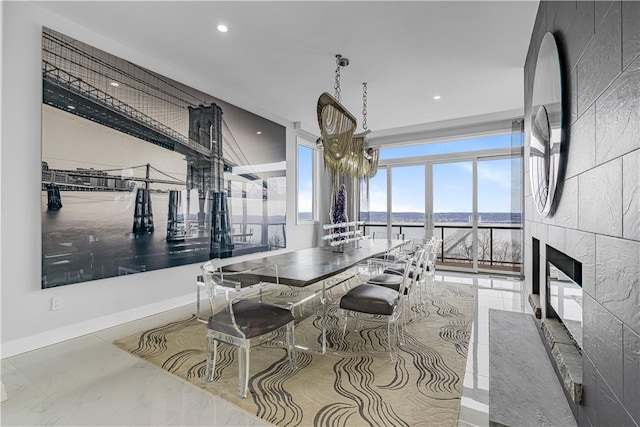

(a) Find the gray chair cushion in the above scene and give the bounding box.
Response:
[366,273,403,291]
[372,253,404,262]
[208,300,294,339]
[383,265,420,280]
[412,259,426,269]
[340,283,399,316]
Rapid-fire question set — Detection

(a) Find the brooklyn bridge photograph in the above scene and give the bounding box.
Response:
[41,27,286,288]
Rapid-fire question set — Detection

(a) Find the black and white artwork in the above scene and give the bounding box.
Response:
[41,27,286,288]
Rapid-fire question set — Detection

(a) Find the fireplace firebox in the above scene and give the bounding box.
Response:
[547,261,582,348]
[545,246,582,349]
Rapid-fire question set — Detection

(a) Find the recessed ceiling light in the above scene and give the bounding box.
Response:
[256,131,262,135]
[110,82,119,87]
[217,24,228,33]
[433,95,441,100]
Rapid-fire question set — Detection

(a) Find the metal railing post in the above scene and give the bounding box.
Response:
[490,228,494,266]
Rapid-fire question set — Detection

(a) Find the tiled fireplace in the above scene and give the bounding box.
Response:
[530,242,584,419]
[525,2,640,426]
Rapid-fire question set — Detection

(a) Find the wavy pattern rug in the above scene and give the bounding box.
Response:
[114,280,475,426]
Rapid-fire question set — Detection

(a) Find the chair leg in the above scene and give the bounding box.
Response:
[408,291,416,322]
[238,342,250,398]
[399,305,407,345]
[342,310,349,338]
[286,322,297,368]
[388,317,399,362]
[420,277,427,304]
[401,297,409,334]
[354,316,362,332]
[206,335,217,383]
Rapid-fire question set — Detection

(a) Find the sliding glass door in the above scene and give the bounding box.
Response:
[431,161,475,270]
[361,144,523,274]
[391,165,425,241]
[476,157,522,273]
[428,156,522,273]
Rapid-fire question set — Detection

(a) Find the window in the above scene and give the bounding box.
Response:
[391,165,425,241]
[362,124,524,274]
[359,167,387,236]
[297,140,315,222]
[380,133,516,160]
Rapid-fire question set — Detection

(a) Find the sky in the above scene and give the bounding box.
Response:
[43,105,288,217]
[42,105,187,188]
[299,133,523,216]
[297,145,314,215]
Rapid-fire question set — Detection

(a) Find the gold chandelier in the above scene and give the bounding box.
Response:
[317,55,379,191]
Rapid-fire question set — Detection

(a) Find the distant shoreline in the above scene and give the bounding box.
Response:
[298,211,523,225]
[362,212,522,224]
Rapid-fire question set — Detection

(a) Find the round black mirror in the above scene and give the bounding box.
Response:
[529,32,565,217]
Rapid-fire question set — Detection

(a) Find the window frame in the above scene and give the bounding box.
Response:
[296,137,318,224]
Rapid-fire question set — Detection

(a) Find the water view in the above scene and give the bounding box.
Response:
[357,211,523,271]
[42,191,286,288]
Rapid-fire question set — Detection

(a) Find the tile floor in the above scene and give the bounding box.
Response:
[1,273,528,426]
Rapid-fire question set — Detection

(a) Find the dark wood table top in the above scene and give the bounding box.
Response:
[215,239,405,287]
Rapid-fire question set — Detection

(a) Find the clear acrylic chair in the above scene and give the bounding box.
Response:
[201,261,296,398]
[369,231,407,273]
[339,258,412,360]
[423,244,438,290]
[374,247,426,325]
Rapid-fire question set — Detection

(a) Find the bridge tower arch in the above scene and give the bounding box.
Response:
[187,104,234,257]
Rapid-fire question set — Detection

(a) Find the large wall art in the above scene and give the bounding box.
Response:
[41,27,286,288]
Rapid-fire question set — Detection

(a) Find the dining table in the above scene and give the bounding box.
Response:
[202,238,407,353]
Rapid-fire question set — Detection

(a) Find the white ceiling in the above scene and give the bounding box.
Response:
[36,1,539,137]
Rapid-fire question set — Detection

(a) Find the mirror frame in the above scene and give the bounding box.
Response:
[529,32,565,218]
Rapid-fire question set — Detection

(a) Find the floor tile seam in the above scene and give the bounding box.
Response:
[460,396,490,409]
[14,373,59,402]
[2,357,57,401]
[463,370,489,379]
[1,359,60,414]
[0,358,18,371]
[0,388,51,418]
[7,350,146,405]
[92,331,114,345]
[461,386,490,398]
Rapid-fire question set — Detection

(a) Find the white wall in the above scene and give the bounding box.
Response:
[0,2,317,357]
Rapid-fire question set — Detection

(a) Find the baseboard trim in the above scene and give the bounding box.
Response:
[1,293,195,358]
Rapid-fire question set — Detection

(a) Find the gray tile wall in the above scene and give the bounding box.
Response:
[524,1,640,426]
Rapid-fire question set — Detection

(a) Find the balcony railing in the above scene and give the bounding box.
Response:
[362,222,523,272]
[231,222,287,250]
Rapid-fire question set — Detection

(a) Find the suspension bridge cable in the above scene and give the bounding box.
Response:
[96,165,148,172]
[43,29,253,167]
[43,33,197,108]
[43,157,144,170]
[43,47,189,110]
[148,165,184,182]
[222,120,250,166]
[129,62,208,106]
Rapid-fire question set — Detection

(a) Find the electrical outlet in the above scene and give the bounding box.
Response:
[51,297,63,311]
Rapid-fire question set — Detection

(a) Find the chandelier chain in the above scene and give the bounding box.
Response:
[334,60,342,102]
[362,82,368,131]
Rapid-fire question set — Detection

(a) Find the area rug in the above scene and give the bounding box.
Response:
[114,280,476,427]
